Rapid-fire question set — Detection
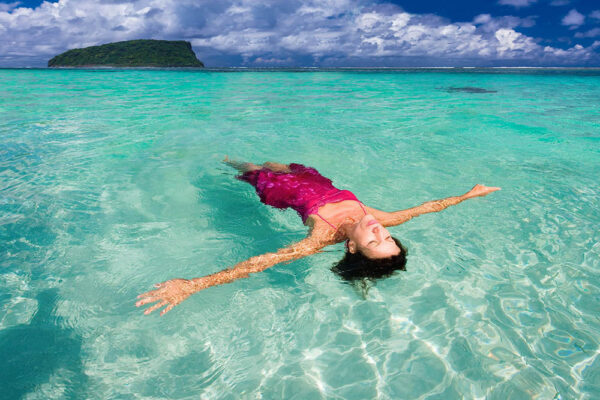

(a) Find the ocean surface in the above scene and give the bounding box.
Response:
[1,68,599,399]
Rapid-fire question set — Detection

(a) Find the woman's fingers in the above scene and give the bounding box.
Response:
[136,282,167,299]
[137,289,158,299]
[160,304,175,316]
[144,300,168,315]
[136,279,193,315]
[135,296,158,307]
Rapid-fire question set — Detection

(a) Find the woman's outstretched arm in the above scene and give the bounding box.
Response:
[367,184,501,228]
[136,236,325,316]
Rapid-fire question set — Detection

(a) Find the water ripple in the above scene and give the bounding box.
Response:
[1,69,599,399]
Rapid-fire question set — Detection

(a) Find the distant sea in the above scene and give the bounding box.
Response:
[1,68,599,399]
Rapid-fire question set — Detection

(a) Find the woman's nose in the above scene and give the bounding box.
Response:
[373,226,385,239]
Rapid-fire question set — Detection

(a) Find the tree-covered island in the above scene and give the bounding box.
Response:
[48,39,204,68]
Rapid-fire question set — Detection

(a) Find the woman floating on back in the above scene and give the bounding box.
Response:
[136,157,500,315]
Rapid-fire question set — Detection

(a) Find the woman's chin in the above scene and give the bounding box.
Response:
[360,213,372,222]
[361,213,376,225]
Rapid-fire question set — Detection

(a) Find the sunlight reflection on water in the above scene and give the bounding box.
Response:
[0,69,599,399]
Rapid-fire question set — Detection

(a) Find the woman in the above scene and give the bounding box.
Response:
[136,158,500,316]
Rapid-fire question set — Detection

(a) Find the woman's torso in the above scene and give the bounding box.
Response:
[305,199,368,243]
[237,163,368,243]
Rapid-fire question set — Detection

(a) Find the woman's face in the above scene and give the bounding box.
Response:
[346,214,401,259]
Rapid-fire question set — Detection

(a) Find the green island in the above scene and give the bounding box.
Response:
[48,39,204,68]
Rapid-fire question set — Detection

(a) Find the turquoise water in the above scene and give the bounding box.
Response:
[1,69,599,399]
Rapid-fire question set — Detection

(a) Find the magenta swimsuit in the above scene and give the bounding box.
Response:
[237,163,367,229]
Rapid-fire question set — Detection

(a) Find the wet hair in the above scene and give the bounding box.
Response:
[331,237,408,284]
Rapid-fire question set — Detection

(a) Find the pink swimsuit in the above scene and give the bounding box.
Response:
[237,163,367,229]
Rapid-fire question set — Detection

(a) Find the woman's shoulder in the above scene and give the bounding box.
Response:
[305,215,346,245]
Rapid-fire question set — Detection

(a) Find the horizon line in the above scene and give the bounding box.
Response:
[2,66,600,70]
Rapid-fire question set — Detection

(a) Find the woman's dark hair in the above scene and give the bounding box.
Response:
[331,237,408,282]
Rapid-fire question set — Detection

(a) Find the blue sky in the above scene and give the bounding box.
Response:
[1,0,599,67]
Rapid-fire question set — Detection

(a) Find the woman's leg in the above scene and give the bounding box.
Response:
[262,161,292,173]
[223,156,261,173]
[224,156,292,173]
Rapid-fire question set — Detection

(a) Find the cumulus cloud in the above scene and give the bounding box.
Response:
[497,0,537,8]
[590,10,600,20]
[0,2,20,12]
[494,28,537,56]
[575,28,600,38]
[0,0,597,67]
[561,9,585,28]
[473,13,536,32]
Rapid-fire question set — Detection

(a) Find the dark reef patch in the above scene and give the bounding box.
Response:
[0,289,88,399]
[443,86,497,94]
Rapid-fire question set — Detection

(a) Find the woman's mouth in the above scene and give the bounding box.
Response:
[367,219,379,226]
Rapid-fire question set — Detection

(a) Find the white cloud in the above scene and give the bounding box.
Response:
[497,0,537,8]
[561,9,585,28]
[543,43,589,60]
[0,2,20,13]
[549,0,570,6]
[575,28,600,38]
[0,0,597,67]
[590,10,600,20]
[495,28,537,55]
[473,14,492,25]
[254,56,294,64]
[473,13,536,32]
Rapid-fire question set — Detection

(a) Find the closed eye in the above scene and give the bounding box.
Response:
[369,237,392,247]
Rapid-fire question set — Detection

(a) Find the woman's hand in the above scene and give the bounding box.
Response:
[136,278,206,316]
[464,184,501,199]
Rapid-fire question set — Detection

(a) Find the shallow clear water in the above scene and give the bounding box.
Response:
[1,69,599,399]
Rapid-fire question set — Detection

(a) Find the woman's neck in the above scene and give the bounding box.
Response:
[338,220,358,238]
